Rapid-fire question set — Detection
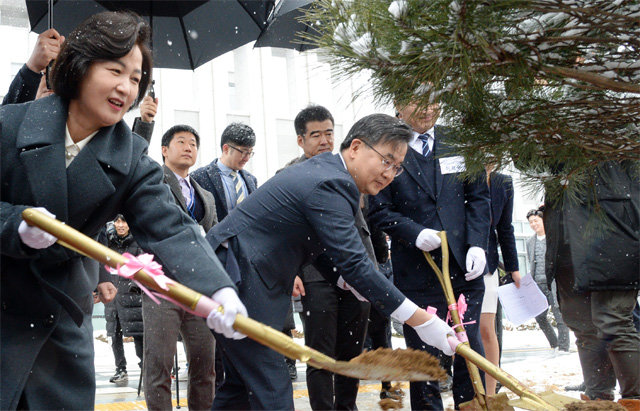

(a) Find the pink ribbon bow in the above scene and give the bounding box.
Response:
[107,252,175,305]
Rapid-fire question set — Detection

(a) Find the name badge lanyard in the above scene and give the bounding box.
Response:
[187,185,197,221]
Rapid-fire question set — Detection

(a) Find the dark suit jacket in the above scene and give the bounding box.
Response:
[162,164,217,232]
[281,154,378,282]
[191,159,258,221]
[487,172,519,273]
[206,152,405,331]
[0,95,233,409]
[369,126,491,293]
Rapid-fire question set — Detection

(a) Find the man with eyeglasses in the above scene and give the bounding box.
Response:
[192,123,258,223]
[369,99,491,410]
[191,122,258,391]
[205,113,458,410]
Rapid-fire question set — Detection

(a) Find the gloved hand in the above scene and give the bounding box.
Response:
[413,316,457,356]
[465,246,486,281]
[336,276,368,302]
[415,228,441,252]
[18,207,58,249]
[207,287,248,339]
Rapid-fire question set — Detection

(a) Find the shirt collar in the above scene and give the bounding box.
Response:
[409,127,435,145]
[337,152,347,170]
[216,158,236,176]
[65,125,98,152]
[172,170,191,186]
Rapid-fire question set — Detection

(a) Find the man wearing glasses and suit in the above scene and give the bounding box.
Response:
[192,123,258,222]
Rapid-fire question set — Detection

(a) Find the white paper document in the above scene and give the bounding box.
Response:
[497,274,549,326]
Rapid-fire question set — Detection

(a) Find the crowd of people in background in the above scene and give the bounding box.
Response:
[1,10,638,411]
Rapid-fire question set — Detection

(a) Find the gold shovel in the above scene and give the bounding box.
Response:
[22,208,444,382]
[423,231,581,410]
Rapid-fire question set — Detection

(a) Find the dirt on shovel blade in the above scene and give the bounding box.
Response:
[565,401,626,410]
[334,348,447,381]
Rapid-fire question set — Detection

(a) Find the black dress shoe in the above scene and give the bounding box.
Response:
[565,382,586,391]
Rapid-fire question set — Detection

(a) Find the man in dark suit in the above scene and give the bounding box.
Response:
[287,105,372,410]
[191,122,258,390]
[142,125,219,410]
[369,100,491,409]
[207,113,458,410]
[191,123,258,222]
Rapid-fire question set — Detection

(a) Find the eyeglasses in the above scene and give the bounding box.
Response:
[360,139,404,177]
[526,209,543,219]
[228,144,254,158]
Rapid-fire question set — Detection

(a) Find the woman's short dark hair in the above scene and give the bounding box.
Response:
[340,113,412,151]
[526,209,543,219]
[113,214,126,223]
[51,11,152,108]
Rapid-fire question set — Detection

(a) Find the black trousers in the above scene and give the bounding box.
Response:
[403,286,485,410]
[301,280,371,410]
[111,315,143,371]
[364,306,392,391]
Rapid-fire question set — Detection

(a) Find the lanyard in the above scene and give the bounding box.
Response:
[186,185,197,221]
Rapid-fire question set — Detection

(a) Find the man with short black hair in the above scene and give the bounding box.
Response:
[286,105,372,410]
[287,105,335,166]
[207,113,457,410]
[191,123,258,222]
[191,123,258,390]
[143,124,219,411]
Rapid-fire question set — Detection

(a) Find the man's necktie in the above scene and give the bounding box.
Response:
[418,133,432,157]
[230,171,245,205]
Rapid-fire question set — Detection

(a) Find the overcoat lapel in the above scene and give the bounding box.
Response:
[163,165,188,212]
[16,96,69,222]
[209,160,228,216]
[66,125,125,226]
[402,148,436,201]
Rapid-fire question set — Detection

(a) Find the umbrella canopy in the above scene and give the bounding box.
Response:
[254,0,318,52]
[26,0,276,70]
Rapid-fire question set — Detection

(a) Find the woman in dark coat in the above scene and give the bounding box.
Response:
[0,11,243,410]
[101,215,144,383]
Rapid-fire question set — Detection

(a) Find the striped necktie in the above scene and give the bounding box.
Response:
[230,171,245,205]
[417,133,432,157]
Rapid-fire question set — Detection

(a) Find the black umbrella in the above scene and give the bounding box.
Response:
[26,0,276,70]
[254,0,318,52]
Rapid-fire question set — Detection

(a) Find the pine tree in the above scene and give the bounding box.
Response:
[305,0,639,198]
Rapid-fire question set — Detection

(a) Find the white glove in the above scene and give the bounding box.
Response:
[465,246,486,281]
[336,276,368,302]
[206,287,248,340]
[413,316,456,356]
[415,228,441,252]
[18,207,58,249]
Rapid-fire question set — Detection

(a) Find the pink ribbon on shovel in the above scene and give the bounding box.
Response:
[429,295,476,344]
[106,252,206,316]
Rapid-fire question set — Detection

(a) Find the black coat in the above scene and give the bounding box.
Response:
[545,161,640,292]
[487,172,519,273]
[0,95,234,409]
[101,232,144,337]
[369,127,491,292]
